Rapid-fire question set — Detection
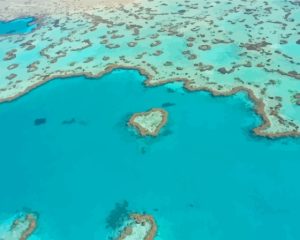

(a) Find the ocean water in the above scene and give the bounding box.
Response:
[0,69,300,240]
[0,17,37,35]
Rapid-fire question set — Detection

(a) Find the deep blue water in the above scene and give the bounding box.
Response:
[0,69,300,239]
[0,17,37,35]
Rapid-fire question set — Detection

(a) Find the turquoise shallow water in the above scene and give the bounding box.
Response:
[0,69,300,239]
[0,17,37,35]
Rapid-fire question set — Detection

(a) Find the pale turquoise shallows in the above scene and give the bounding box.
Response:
[0,69,300,240]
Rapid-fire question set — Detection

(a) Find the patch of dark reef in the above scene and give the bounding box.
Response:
[62,118,76,125]
[161,102,176,108]
[160,129,173,137]
[34,118,46,126]
[140,146,147,154]
[105,200,130,230]
[167,88,176,93]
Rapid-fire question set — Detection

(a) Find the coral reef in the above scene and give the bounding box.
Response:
[129,108,168,136]
[116,213,157,240]
[0,0,300,137]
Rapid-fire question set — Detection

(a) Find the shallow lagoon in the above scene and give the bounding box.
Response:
[0,17,37,35]
[0,69,300,239]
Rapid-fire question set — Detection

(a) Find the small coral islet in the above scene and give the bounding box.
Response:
[0,212,37,240]
[116,214,157,240]
[129,108,168,137]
